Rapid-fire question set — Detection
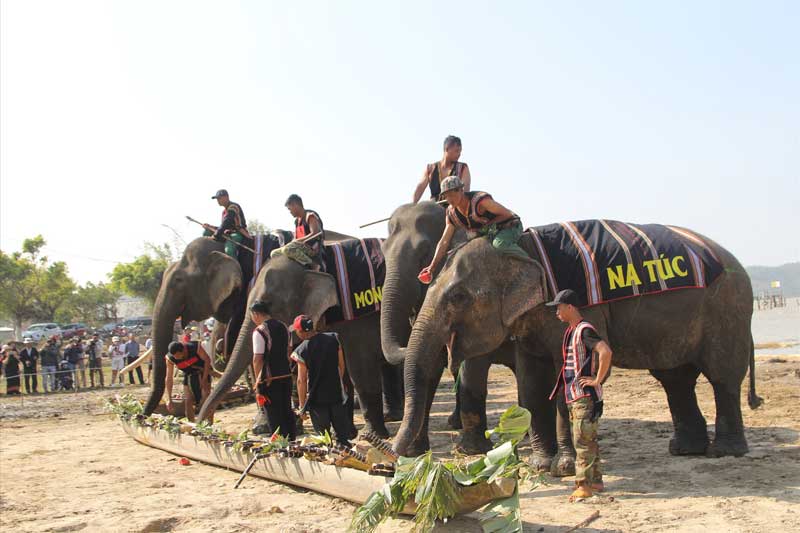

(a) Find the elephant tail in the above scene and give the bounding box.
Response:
[747,336,763,409]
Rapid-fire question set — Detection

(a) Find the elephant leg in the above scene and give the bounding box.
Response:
[381,362,404,422]
[515,353,560,473]
[706,379,748,457]
[551,391,576,477]
[650,364,709,455]
[346,351,389,438]
[455,357,492,454]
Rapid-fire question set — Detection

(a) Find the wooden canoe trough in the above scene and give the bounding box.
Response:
[119,416,516,515]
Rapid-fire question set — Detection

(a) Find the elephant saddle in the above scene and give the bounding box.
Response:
[248,231,293,290]
[323,238,385,323]
[525,220,724,307]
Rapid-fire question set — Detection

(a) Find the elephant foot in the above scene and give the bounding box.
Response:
[455,431,492,455]
[447,410,463,430]
[405,436,431,457]
[669,431,709,456]
[550,454,576,477]
[383,410,404,423]
[364,422,390,440]
[528,454,554,473]
[706,434,748,458]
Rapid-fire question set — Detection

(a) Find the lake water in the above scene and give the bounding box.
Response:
[752,297,800,355]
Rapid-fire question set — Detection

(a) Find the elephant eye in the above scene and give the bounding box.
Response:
[448,289,472,307]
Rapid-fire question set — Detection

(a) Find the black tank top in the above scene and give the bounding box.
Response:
[428,161,463,200]
[255,319,291,380]
[294,209,324,239]
[168,342,205,374]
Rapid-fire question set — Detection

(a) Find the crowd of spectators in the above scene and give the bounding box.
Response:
[0,333,151,395]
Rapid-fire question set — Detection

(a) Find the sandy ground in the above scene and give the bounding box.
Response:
[1,355,799,533]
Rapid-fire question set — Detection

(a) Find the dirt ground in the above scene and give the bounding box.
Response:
[1,355,798,533]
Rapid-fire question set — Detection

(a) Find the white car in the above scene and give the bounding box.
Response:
[21,322,62,341]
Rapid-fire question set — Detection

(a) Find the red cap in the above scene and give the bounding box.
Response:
[292,315,313,332]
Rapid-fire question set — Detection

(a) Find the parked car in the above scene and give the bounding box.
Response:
[61,323,88,339]
[21,323,62,341]
[121,317,153,337]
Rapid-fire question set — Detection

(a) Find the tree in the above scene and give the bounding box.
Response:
[248,218,270,235]
[57,283,121,325]
[0,236,75,336]
[0,250,38,337]
[110,253,169,304]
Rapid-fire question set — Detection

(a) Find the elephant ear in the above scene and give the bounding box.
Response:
[206,251,243,311]
[301,271,339,326]
[501,258,547,328]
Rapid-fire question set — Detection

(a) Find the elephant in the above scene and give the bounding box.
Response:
[380,201,517,454]
[142,230,351,416]
[392,224,760,471]
[198,244,405,438]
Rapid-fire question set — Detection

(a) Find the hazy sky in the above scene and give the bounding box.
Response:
[1,1,798,284]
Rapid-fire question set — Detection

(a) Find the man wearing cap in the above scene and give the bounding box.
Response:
[290,315,351,445]
[19,338,39,394]
[108,336,126,387]
[418,176,528,282]
[270,194,326,271]
[249,300,295,438]
[413,135,472,203]
[202,189,251,258]
[547,289,613,501]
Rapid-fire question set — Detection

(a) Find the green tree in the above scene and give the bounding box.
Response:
[248,218,269,235]
[57,282,121,325]
[0,236,76,336]
[110,254,169,304]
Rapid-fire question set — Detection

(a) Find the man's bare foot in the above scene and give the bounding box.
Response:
[569,482,593,502]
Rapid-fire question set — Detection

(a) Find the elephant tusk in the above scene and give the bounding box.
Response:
[446,331,457,374]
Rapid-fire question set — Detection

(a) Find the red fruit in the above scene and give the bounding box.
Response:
[179,457,191,466]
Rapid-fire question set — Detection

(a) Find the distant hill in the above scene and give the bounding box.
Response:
[746,262,800,297]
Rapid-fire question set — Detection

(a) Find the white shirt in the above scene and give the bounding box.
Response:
[109,344,125,360]
[252,325,271,356]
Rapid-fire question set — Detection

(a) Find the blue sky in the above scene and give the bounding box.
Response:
[1,1,797,283]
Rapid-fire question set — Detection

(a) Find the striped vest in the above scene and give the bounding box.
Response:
[550,321,603,404]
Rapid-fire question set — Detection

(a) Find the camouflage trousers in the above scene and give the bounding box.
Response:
[569,397,602,483]
[270,240,317,267]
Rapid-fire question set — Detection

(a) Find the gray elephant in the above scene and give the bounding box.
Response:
[380,202,517,454]
[198,239,404,438]
[393,221,760,471]
[143,230,352,416]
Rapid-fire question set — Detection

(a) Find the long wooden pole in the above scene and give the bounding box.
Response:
[359,200,448,229]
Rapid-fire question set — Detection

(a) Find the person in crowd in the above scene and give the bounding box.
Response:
[418,176,528,284]
[39,337,60,393]
[19,338,39,394]
[547,289,613,501]
[108,336,126,387]
[124,333,144,385]
[270,194,326,270]
[91,333,104,364]
[144,336,153,384]
[202,189,251,258]
[291,315,351,445]
[412,135,472,203]
[86,336,104,388]
[63,338,85,390]
[165,340,214,422]
[181,327,192,344]
[2,344,21,395]
[249,300,295,439]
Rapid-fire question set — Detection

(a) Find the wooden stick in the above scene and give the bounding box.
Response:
[359,200,449,229]
[564,510,600,532]
[185,216,256,253]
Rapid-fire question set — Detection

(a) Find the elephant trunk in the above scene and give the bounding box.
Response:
[393,300,448,455]
[143,287,182,415]
[380,258,420,365]
[198,317,255,421]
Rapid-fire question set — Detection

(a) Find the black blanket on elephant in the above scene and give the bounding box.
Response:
[248,231,292,290]
[323,238,385,324]
[524,220,724,307]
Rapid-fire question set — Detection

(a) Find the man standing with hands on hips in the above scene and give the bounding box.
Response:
[547,289,613,501]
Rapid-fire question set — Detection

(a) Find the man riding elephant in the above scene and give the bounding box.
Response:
[202,189,251,258]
